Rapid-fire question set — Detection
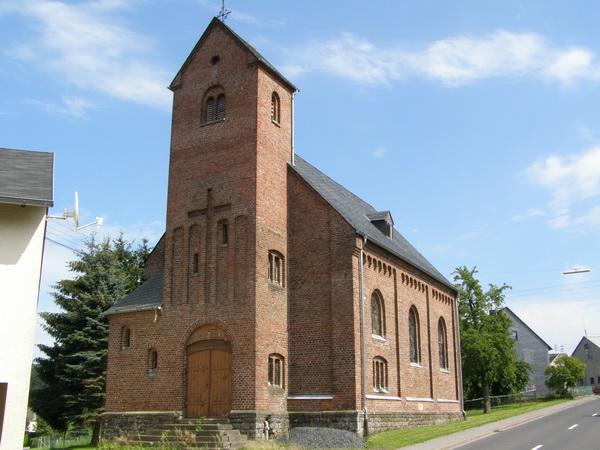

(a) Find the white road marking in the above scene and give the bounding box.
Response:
[531,445,543,450]
[568,424,578,430]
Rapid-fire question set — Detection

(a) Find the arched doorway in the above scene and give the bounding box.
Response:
[186,339,232,417]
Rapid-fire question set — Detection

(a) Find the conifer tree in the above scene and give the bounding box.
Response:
[32,234,150,446]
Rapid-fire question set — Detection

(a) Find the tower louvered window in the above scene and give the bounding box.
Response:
[217,94,225,120]
[205,96,215,122]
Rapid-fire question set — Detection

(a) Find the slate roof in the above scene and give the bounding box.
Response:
[503,307,552,350]
[103,272,163,316]
[291,155,455,291]
[0,148,54,207]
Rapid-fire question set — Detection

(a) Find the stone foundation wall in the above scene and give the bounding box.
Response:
[100,412,181,443]
[289,409,465,436]
[367,410,465,434]
[229,410,289,440]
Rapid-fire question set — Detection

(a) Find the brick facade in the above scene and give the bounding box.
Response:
[102,18,463,442]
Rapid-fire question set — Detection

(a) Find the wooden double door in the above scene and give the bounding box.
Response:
[186,340,232,417]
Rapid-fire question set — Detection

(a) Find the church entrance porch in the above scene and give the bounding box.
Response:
[186,339,232,417]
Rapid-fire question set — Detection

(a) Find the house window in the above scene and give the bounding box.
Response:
[268,354,284,387]
[0,383,6,442]
[203,88,225,123]
[271,92,280,124]
[438,318,448,370]
[409,306,421,365]
[268,251,284,286]
[591,377,595,384]
[371,291,385,338]
[373,357,388,393]
[148,349,158,374]
[510,330,518,340]
[121,326,131,351]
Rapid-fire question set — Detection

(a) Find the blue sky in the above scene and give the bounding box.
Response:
[2,0,599,357]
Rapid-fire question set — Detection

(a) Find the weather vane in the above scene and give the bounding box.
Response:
[218,0,231,22]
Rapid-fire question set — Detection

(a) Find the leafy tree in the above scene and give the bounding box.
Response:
[545,355,586,397]
[31,235,151,446]
[454,266,526,413]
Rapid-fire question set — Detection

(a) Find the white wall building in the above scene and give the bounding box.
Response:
[0,148,53,449]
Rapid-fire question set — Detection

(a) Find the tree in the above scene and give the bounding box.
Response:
[545,355,586,397]
[454,266,526,413]
[31,235,151,446]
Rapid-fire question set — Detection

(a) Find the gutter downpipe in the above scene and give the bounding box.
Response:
[455,294,465,417]
[291,91,297,166]
[358,233,369,435]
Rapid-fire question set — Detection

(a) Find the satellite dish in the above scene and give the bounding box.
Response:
[65,191,79,229]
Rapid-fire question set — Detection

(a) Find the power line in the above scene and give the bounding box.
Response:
[45,237,78,252]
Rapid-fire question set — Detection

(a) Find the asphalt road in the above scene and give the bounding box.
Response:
[457,397,600,450]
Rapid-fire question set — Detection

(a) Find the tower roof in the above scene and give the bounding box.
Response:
[170,17,298,93]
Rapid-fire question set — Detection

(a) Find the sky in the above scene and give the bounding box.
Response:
[2,0,599,358]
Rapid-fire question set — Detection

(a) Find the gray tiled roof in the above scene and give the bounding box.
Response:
[291,155,455,290]
[103,272,163,316]
[0,148,54,206]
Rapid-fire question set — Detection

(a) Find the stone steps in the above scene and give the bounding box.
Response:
[134,418,248,449]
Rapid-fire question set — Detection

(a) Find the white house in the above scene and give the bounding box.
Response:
[0,148,53,449]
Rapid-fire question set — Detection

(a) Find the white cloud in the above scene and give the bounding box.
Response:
[372,148,386,159]
[523,147,600,229]
[3,0,172,110]
[511,208,545,221]
[28,96,97,117]
[285,30,600,87]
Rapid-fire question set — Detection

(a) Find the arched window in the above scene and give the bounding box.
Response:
[373,357,388,393]
[268,354,284,388]
[409,306,421,365]
[271,92,280,124]
[438,318,448,369]
[148,349,158,374]
[268,250,284,286]
[202,87,225,123]
[371,292,385,337]
[121,326,131,351]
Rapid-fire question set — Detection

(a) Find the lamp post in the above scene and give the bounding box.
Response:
[563,268,590,275]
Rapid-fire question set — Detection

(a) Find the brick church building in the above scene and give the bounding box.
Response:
[102,17,463,440]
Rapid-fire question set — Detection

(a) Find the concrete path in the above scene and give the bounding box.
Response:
[403,396,598,449]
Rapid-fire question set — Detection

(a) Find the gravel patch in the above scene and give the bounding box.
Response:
[276,427,367,448]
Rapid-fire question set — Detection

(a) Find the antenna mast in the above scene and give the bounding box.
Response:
[218,0,231,22]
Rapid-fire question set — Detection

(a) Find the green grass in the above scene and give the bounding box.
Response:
[367,398,570,449]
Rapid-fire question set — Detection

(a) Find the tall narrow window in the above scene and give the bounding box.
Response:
[409,307,421,365]
[121,326,131,351]
[205,96,215,122]
[373,357,388,393]
[221,222,228,245]
[438,318,448,370]
[268,251,284,286]
[268,354,284,387]
[217,94,225,120]
[149,349,158,374]
[271,92,280,124]
[192,253,199,274]
[371,292,385,338]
